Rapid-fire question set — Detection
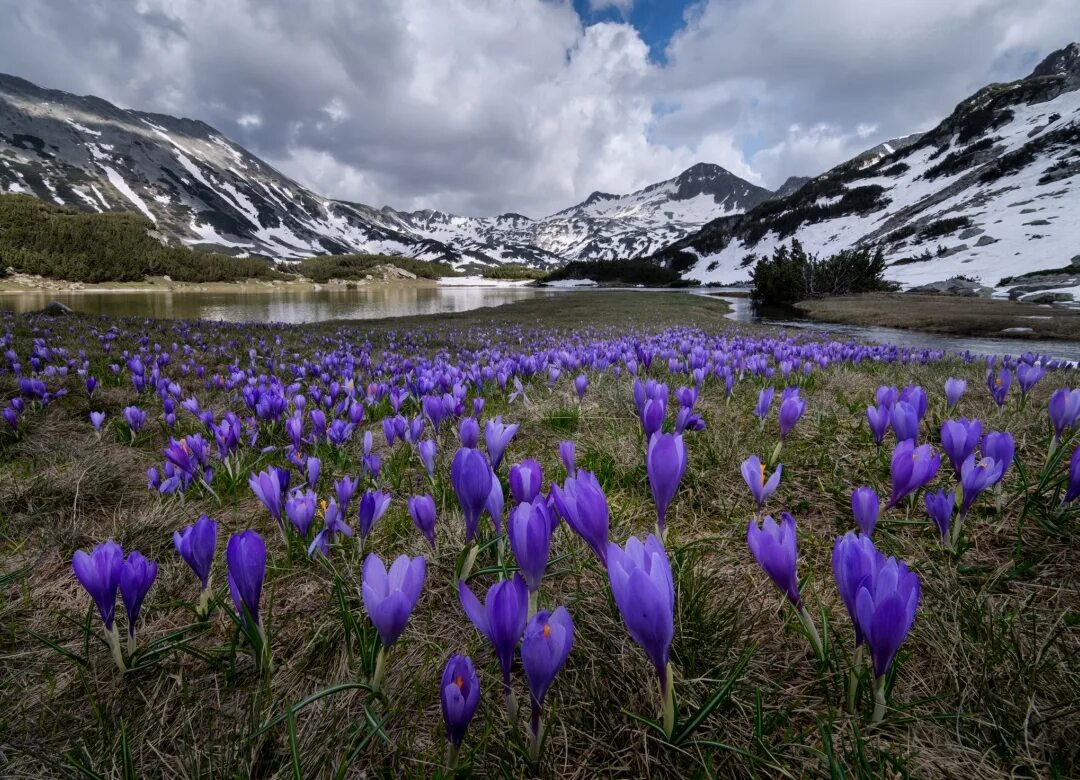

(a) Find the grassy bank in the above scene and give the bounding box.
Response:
[0,292,1078,778]
[796,292,1080,341]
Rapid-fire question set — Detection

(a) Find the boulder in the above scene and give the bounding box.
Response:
[41,301,73,316]
[907,278,994,298]
[975,235,999,246]
[1022,291,1074,304]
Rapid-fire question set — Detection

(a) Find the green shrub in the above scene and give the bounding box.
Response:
[294,253,458,282]
[543,260,690,287]
[0,194,286,282]
[750,240,896,305]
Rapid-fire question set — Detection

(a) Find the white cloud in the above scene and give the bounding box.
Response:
[1,0,1078,213]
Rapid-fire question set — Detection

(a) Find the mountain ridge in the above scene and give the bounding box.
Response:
[0,72,769,271]
[651,42,1080,295]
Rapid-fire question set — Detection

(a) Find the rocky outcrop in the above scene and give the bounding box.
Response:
[907,278,995,297]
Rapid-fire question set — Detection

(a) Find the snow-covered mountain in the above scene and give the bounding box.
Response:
[0,73,769,271]
[656,42,1080,296]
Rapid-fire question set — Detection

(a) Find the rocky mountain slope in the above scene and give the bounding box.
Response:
[655,42,1080,297]
[0,74,769,271]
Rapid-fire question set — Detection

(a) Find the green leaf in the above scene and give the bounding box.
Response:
[671,644,755,745]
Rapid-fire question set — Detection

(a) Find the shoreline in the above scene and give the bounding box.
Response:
[793,292,1080,342]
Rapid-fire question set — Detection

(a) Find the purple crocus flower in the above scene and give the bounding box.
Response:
[484,416,519,471]
[876,386,898,409]
[408,494,437,548]
[119,551,158,642]
[832,531,885,646]
[451,448,493,543]
[924,488,954,540]
[550,470,610,566]
[900,385,928,420]
[89,411,106,432]
[72,539,124,630]
[1048,388,1080,440]
[558,440,576,475]
[574,374,588,400]
[640,398,665,438]
[747,513,802,608]
[940,418,983,476]
[334,475,359,514]
[419,439,437,478]
[778,394,806,440]
[944,378,967,409]
[486,473,505,535]
[754,386,774,420]
[884,440,940,509]
[987,368,1011,409]
[361,553,426,647]
[459,574,528,705]
[441,654,481,754]
[855,556,920,721]
[646,432,687,534]
[308,498,353,557]
[982,432,1015,481]
[358,489,392,541]
[248,468,284,526]
[606,534,674,680]
[521,607,574,751]
[226,530,266,627]
[285,488,317,537]
[509,459,544,504]
[889,401,918,443]
[740,455,781,508]
[851,486,880,536]
[305,456,321,488]
[1064,446,1080,503]
[459,416,480,448]
[122,405,147,434]
[174,514,217,591]
[1017,363,1045,400]
[508,498,553,595]
[959,455,1003,516]
[866,405,890,445]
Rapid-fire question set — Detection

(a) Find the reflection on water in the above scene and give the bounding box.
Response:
[713,294,1080,362]
[0,285,559,324]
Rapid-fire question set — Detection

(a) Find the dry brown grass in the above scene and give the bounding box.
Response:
[0,293,1077,778]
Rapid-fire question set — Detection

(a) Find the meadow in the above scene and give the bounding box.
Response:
[0,292,1078,779]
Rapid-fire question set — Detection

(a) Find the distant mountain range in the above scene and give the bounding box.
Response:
[3,42,1079,291]
[0,74,771,272]
[654,43,1080,295]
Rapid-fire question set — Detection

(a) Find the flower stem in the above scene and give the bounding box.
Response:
[372,646,387,694]
[527,590,538,620]
[528,700,543,764]
[871,675,887,723]
[107,625,126,673]
[846,644,864,713]
[445,743,459,771]
[797,605,824,661]
[660,662,675,739]
[126,628,136,657]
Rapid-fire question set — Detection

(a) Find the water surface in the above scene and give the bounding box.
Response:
[0,284,558,323]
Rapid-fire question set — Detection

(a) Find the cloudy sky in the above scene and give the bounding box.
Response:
[2,0,1078,217]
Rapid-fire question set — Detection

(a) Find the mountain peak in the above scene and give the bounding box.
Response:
[1030,42,1080,79]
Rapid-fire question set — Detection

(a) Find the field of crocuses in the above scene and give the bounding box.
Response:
[1,292,1079,778]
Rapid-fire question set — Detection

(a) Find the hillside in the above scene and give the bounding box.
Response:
[654,43,1080,297]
